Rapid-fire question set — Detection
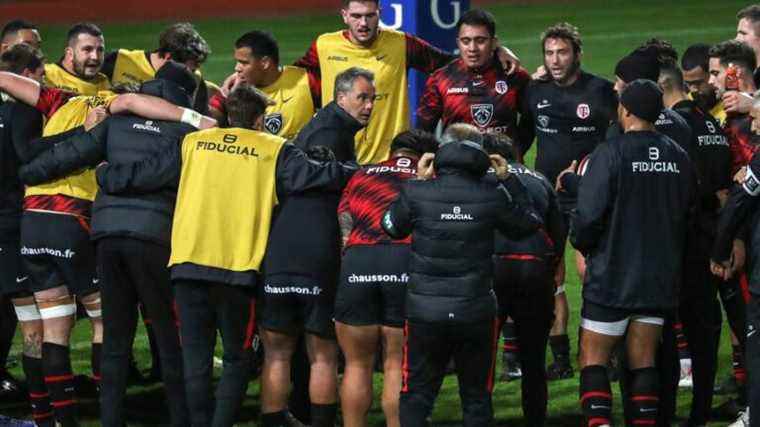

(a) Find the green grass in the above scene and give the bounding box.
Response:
[4,0,747,425]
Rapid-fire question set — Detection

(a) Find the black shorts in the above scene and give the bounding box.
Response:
[0,236,29,296]
[493,255,554,320]
[334,244,409,328]
[581,300,665,337]
[20,211,98,296]
[257,273,335,338]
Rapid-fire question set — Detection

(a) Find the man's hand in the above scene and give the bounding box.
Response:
[198,115,218,130]
[532,65,549,81]
[710,259,732,281]
[555,160,578,191]
[734,166,748,184]
[495,43,520,75]
[489,154,509,179]
[84,107,108,131]
[220,72,239,97]
[416,153,435,180]
[722,91,753,114]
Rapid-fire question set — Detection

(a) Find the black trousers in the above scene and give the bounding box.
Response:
[678,261,721,425]
[494,257,555,425]
[747,293,760,427]
[400,318,497,427]
[0,298,16,366]
[174,279,255,427]
[96,237,188,427]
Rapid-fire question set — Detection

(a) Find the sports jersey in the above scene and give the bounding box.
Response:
[24,89,116,217]
[724,113,759,174]
[338,155,417,247]
[44,62,111,96]
[521,71,617,184]
[102,49,154,86]
[208,66,319,139]
[417,58,531,144]
[296,29,454,164]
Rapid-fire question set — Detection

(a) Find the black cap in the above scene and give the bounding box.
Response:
[619,79,663,123]
[615,51,660,83]
[155,61,197,95]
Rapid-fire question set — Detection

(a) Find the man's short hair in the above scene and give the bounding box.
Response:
[440,123,484,146]
[235,31,279,65]
[738,5,760,30]
[541,22,582,55]
[658,62,684,92]
[333,67,374,100]
[157,23,210,65]
[66,22,103,46]
[456,9,496,38]
[390,129,438,156]
[1,19,36,41]
[341,0,379,7]
[709,40,757,72]
[226,84,275,129]
[483,133,517,162]
[0,43,43,74]
[681,43,711,72]
[635,38,678,67]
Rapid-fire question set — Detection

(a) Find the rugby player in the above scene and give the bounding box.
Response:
[382,123,542,427]
[520,22,617,381]
[209,30,319,139]
[563,79,695,427]
[295,0,520,164]
[417,9,531,146]
[335,129,437,427]
[44,23,110,96]
[1,20,41,53]
[682,43,727,125]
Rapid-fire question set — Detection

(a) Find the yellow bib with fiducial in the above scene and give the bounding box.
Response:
[260,66,315,140]
[25,92,117,202]
[168,127,285,273]
[44,63,111,96]
[110,49,155,86]
[316,29,408,164]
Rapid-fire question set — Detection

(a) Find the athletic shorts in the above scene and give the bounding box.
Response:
[334,244,410,328]
[493,255,554,318]
[20,211,98,296]
[0,237,29,296]
[257,273,335,338]
[580,300,665,337]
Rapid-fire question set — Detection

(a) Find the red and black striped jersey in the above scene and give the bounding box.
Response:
[417,58,530,141]
[724,113,760,174]
[338,155,417,248]
[35,87,75,119]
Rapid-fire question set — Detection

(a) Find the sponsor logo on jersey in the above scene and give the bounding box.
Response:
[327,55,349,62]
[471,104,494,127]
[576,103,591,119]
[572,126,596,133]
[397,157,411,167]
[196,140,259,157]
[537,99,551,109]
[495,80,508,95]
[631,147,680,173]
[472,79,485,87]
[447,87,469,95]
[132,120,161,133]
[264,113,283,135]
[440,205,474,221]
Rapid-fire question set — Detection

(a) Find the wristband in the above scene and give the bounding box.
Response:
[743,166,760,196]
[181,107,203,128]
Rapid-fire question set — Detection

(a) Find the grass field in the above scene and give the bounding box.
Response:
[1,0,750,425]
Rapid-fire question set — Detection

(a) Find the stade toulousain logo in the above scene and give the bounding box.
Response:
[576,103,591,119]
[495,80,508,95]
[265,113,283,135]
[470,104,494,127]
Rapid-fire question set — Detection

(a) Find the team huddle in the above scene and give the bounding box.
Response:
[0,0,759,426]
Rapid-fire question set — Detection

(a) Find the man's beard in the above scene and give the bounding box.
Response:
[546,58,581,85]
[691,90,718,112]
[73,58,101,80]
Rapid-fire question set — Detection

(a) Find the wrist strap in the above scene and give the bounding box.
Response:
[180,108,202,128]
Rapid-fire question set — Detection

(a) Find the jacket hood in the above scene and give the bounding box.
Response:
[434,139,491,177]
[139,79,192,109]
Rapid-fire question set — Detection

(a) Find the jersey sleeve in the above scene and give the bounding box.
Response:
[101,51,118,80]
[405,33,456,73]
[294,40,321,78]
[307,69,322,108]
[570,143,615,252]
[416,73,443,132]
[208,92,226,115]
[10,103,44,163]
[35,87,73,119]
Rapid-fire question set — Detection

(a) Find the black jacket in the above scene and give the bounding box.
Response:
[570,130,695,310]
[263,101,363,280]
[382,141,543,324]
[0,99,43,240]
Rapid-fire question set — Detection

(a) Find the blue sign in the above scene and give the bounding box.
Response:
[379,0,470,126]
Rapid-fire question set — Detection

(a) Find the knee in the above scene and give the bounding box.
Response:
[80,291,102,320]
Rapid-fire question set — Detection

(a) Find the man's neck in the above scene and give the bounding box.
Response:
[345,30,377,48]
[625,121,656,133]
[739,76,756,93]
[663,91,688,109]
[553,70,581,88]
[392,149,419,159]
[258,67,283,88]
[149,52,167,71]
[60,59,90,81]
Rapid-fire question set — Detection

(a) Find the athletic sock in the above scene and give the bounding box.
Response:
[674,322,691,360]
[23,355,55,427]
[261,410,288,427]
[580,365,612,427]
[502,320,519,362]
[732,344,746,385]
[90,343,101,385]
[42,342,78,427]
[311,403,338,427]
[628,367,659,426]
[550,334,571,365]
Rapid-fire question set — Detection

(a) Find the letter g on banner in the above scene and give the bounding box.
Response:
[431,0,461,29]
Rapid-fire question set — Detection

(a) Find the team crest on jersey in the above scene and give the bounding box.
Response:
[264,113,283,135]
[576,103,591,119]
[495,80,508,95]
[537,115,550,128]
[471,104,494,127]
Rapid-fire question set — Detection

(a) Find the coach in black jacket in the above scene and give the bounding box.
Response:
[559,80,695,427]
[382,123,541,427]
[18,62,203,427]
